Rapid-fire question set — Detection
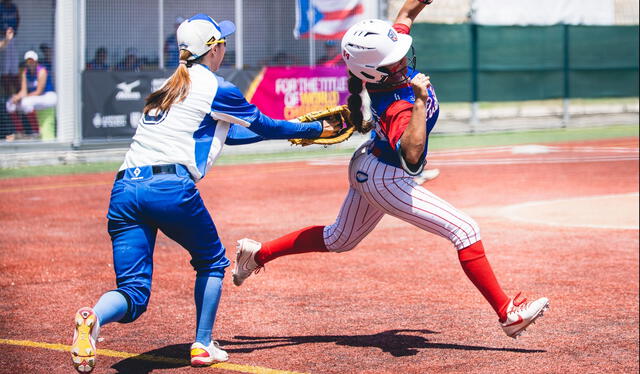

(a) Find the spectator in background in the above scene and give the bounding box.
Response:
[39,43,52,72]
[0,0,20,129]
[316,40,343,66]
[0,24,12,48]
[86,47,110,71]
[0,0,18,141]
[115,47,141,72]
[0,0,18,33]
[163,17,184,69]
[0,25,13,140]
[5,50,57,140]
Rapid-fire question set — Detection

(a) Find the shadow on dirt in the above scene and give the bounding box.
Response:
[110,343,190,373]
[221,329,546,357]
[110,329,545,372]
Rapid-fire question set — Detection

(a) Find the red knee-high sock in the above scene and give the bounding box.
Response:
[25,112,40,134]
[8,112,24,132]
[255,226,328,265]
[458,240,510,321]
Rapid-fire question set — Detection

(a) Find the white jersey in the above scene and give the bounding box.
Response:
[121,64,322,182]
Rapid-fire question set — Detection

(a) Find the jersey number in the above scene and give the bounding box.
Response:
[141,109,168,125]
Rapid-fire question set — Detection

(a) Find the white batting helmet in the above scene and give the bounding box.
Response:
[341,19,413,83]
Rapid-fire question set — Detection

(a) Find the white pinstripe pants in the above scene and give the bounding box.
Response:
[324,142,481,252]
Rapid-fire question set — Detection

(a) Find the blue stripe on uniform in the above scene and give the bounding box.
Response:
[193,115,217,177]
[211,77,260,125]
[189,13,221,32]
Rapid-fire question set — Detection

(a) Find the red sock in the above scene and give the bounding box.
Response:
[8,112,24,132]
[255,226,328,265]
[25,112,40,134]
[458,241,510,321]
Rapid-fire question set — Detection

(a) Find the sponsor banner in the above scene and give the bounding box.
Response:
[82,70,170,138]
[246,66,349,120]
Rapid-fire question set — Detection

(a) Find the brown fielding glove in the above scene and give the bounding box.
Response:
[289,105,356,146]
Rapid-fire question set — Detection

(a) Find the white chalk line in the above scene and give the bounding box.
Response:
[306,144,639,166]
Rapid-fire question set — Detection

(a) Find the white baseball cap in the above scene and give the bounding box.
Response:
[177,13,235,60]
[24,50,39,61]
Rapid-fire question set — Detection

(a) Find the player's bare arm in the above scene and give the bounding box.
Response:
[11,73,27,103]
[400,73,430,165]
[394,0,430,29]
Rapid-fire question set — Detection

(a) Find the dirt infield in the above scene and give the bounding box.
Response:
[0,137,638,374]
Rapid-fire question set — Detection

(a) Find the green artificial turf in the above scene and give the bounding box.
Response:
[0,124,637,179]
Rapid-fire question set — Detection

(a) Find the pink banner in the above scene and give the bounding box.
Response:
[247,66,349,120]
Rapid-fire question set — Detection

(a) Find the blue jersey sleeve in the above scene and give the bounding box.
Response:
[210,77,322,139]
[225,124,265,145]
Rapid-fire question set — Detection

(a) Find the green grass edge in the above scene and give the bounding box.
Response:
[1,124,637,179]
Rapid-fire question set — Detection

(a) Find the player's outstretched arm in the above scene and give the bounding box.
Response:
[394,0,431,29]
[210,79,325,140]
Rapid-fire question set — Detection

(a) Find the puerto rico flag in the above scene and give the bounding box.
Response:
[294,0,365,40]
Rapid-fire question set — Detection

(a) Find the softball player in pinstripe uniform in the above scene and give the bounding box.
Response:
[70,14,335,373]
[233,0,549,339]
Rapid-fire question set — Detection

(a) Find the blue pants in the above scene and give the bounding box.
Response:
[106,165,230,323]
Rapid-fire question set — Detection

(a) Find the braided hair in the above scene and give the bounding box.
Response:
[347,73,372,134]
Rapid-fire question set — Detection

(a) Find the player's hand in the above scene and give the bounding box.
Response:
[411,73,431,101]
[320,117,341,138]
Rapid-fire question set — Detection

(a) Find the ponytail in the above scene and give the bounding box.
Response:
[347,73,372,134]
[144,50,194,114]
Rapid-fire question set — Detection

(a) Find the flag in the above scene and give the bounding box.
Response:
[294,0,365,40]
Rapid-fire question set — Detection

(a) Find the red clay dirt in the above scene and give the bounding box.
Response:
[0,137,638,374]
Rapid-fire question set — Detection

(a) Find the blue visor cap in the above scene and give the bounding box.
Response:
[217,20,236,38]
[188,13,235,39]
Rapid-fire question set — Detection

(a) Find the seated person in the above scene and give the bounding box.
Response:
[114,47,141,71]
[163,17,184,69]
[5,50,57,139]
[86,47,109,71]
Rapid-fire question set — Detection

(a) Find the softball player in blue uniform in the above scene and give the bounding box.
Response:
[70,14,334,373]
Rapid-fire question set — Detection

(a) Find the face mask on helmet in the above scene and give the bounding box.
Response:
[376,46,417,86]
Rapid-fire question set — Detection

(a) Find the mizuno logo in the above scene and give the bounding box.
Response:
[115,80,142,101]
[117,80,140,92]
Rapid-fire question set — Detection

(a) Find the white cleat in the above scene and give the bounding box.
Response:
[232,238,263,286]
[71,307,100,373]
[500,293,549,339]
[413,168,440,185]
[190,341,228,366]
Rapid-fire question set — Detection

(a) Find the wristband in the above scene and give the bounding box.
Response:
[417,0,433,4]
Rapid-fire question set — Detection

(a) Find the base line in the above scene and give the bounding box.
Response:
[0,338,306,374]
